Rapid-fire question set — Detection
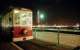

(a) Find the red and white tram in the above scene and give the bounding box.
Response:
[2,7,33,42]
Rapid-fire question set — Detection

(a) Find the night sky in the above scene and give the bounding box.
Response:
[0,0,80,25]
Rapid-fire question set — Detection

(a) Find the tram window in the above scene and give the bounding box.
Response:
[23,14,27,18]
[21,20,26,25]
[15,20,20,24]
[28,13,31,17]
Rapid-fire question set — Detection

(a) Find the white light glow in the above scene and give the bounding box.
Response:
[40,14,44,19]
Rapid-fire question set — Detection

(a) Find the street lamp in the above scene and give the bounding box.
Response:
[40,13,44,20]
[37,10,45,25]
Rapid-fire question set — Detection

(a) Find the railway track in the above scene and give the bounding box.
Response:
[14,41,53,50]
[0,42,22,50]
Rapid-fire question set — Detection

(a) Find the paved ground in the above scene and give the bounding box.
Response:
[31,39,73,50]
[15,39,73,50]
[0,42,19,50]
[0,39,76,50]
[15,41,52,50]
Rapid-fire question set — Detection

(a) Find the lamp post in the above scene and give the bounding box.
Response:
[57,26,61,46]
[35,10,45,38]
[37,10,45,25]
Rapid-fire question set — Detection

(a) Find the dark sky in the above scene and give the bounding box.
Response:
[0,0,80,25]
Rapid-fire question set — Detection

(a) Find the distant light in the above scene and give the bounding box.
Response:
[56,26,62,28]
[14,10,19,13]
[76,23,79,27]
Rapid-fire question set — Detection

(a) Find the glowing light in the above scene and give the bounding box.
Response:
[14,10,19,13]
[40,14,44,19]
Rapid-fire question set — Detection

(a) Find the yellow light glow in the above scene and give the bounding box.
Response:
[14,10,19,13]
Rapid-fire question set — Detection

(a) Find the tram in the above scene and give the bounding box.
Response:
[1,7,33,42]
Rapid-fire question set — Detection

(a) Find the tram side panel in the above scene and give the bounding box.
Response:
[1,11,13,42]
